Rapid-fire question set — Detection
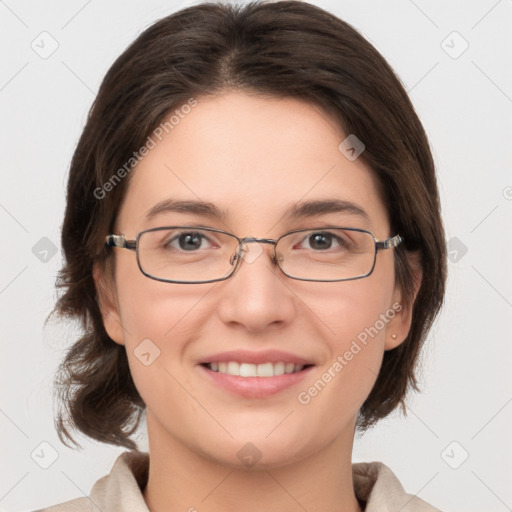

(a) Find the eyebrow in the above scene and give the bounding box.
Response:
[145,198,371,225]
[145,199,229,221]
[282,199,370,224]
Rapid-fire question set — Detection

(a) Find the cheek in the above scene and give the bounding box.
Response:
[114,249,213,340]
[113,284,202,429]
[112,256,213,395]
[294,270,396,415]
[280,289,394,461]
[304,262,396,352]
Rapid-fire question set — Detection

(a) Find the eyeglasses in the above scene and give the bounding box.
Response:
[105,226,403,284]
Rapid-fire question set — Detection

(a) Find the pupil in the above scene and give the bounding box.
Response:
[179,233,202,250]
[310,233,331,250]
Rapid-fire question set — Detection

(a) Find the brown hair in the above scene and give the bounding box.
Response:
[53,0,446,450]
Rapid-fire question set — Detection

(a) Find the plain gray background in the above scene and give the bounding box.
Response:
[1,1,511,511]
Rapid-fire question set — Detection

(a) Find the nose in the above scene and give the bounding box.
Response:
[216,240,296,333]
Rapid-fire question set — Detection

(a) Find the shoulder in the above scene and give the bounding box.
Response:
[33,450,150,512]
[352,461,444,512]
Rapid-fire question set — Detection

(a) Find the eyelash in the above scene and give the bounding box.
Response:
[161,230,350,252]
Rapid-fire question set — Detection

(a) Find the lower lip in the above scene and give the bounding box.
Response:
[198,364,315,398]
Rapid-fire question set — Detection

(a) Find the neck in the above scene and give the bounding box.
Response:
[142,414,363,512]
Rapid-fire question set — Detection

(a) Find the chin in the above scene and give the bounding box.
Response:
[196,429,316,471]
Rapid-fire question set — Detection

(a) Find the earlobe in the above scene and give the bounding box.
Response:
[385,251,423,351]
[384,301,412,351]
[93,261,126,346]
[384,295,414,350]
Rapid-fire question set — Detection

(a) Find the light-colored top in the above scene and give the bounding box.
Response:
[35,450,443,511]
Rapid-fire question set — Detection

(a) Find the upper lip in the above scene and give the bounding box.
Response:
[198,349,315,366]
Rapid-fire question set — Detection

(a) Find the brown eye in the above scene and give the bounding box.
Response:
[298,231,348,251]
[157,230,215,252]
[170,232,206,251]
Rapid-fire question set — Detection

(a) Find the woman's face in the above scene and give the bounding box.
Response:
[99,91,412,468]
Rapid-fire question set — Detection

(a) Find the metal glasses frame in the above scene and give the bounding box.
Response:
[105,226,403,284]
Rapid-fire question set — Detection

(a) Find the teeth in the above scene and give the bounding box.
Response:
[240,363,257,377]
[206,361,306,377]
[227,361,239,375]
[274,362,285,376]
[257,362,273,377]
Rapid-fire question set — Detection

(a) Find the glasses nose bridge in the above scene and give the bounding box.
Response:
[239,236,277,247]
[238,236,278,255]
[230,236,279,267]
[239,237,278,253]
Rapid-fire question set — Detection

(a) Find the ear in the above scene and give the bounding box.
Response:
[384,251,422,351]
[93,260,126,346]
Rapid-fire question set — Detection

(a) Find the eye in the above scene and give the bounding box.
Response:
[164,231,214,251]
[297,231,348,251]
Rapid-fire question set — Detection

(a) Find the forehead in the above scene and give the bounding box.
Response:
[116,92,389,235]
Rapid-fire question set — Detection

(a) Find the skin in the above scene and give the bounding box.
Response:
[95,91,420,512]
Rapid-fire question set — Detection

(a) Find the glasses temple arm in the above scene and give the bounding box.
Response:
[105,234,137,251]
[376,234,403,251]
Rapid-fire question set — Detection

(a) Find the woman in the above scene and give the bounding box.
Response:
[38,1,446,510]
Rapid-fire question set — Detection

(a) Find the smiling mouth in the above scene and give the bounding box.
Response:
[201,361,313,377]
